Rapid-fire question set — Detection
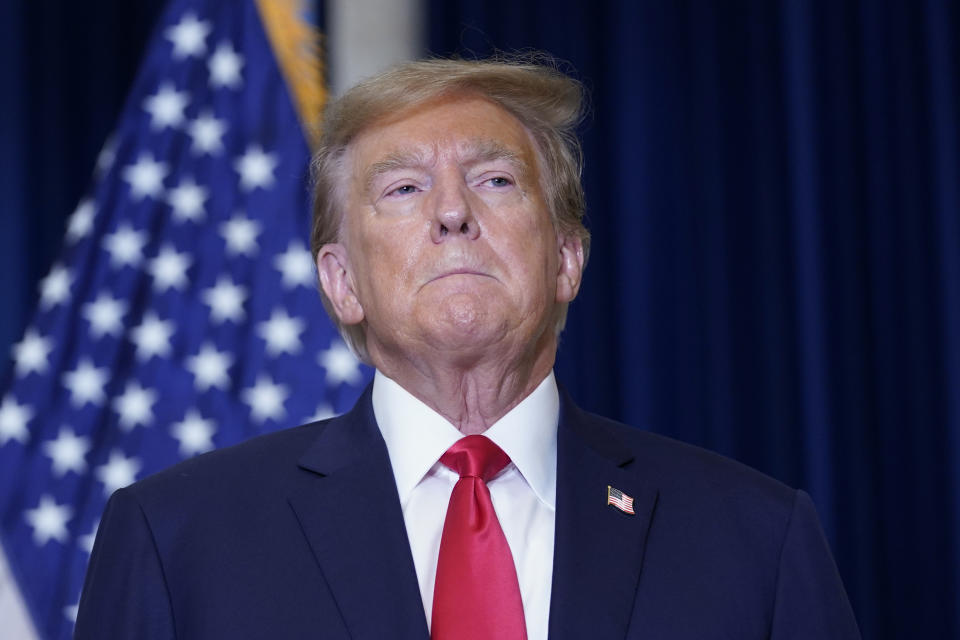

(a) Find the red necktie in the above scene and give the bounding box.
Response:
[431,435,528,640]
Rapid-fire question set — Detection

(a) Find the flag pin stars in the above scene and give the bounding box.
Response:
[607,485,636,515]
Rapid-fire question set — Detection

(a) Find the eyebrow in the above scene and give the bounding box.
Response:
[362,138,530,195]
[458,138,525,171]
[363,149,432,194]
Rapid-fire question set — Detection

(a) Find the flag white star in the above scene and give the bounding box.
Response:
[13,328,53,376]
[113,381,157,431]
[165,12,210,59]
[234,145,277,191]
[130,312,174,361]
[66,199,95,242]
[42,427,91,476]
[143,83,190,130]
[307,404,336,422]
[95,135,117,176]
[24,495,72,545]
[79,522,99,555]
[64,604,79,623]
[319,341,363,385]
[274,242,316,288]
[208,41,244,89]
[242,375,289,423]
[186,343,233,391]
[171,409,216,457]
[149,245,192,291]
[202,276,247,323]
[188,111,227,155]
[258,309,305,356]
[95,450,142,497]
[83,293,127,338]
[220,213,261,256]
[167,177,208,222]
[103,224,147,268]
[63,359,108,407]
[123,153,169,200]
[0,396,32,445]
[39,264,72,309]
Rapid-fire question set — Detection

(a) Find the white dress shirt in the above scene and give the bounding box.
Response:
[373,370,558,640]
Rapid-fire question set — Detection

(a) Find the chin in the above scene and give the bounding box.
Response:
[422,302,509,351]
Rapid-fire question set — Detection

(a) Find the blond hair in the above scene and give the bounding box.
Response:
[310,54,590,361]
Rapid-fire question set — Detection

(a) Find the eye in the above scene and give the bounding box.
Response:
[388,184,420,196]
[485,176,513,188]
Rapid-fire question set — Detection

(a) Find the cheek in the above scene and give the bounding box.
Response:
[355,228,423,292]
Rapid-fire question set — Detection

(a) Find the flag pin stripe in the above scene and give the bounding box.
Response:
[607,485,636,515]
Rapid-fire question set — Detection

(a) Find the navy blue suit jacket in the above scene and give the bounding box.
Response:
[75,386,860,638]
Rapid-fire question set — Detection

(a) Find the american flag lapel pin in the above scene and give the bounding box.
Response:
[607,485,636,515]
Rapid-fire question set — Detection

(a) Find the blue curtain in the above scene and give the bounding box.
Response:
[428,1,959,639]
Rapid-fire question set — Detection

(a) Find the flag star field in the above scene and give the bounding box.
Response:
[0,2,371,638]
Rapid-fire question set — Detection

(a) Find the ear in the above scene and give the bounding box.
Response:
[555,234,585,303]
[316,244,365,325]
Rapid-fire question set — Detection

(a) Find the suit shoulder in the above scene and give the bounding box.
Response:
[575,408,797,510]
[127,420,329,505]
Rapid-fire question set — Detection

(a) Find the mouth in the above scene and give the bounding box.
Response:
[424,269,494,286]
[432,269,489,279]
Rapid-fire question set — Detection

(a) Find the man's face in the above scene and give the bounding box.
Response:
[318,95,583,365]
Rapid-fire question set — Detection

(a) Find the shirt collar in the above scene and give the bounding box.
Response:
[372,369,559,510]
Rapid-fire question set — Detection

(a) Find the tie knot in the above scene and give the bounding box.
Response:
[440,435,511,481]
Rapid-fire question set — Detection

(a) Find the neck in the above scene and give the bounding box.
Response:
[369,336,557,435]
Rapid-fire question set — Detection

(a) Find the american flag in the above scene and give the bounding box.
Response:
[0,1,370,638]
[607,485,636,515]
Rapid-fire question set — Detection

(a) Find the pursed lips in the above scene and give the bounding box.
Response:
[422,268,495,287]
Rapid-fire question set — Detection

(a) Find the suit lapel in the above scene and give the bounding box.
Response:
[287,388,429,640]
[548,392,659,640]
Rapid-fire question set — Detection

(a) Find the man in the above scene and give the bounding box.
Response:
[76,57,861,639]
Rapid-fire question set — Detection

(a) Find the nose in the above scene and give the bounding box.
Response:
[430,181,481,243]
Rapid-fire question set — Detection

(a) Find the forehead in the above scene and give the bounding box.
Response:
[347,95,540,175]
